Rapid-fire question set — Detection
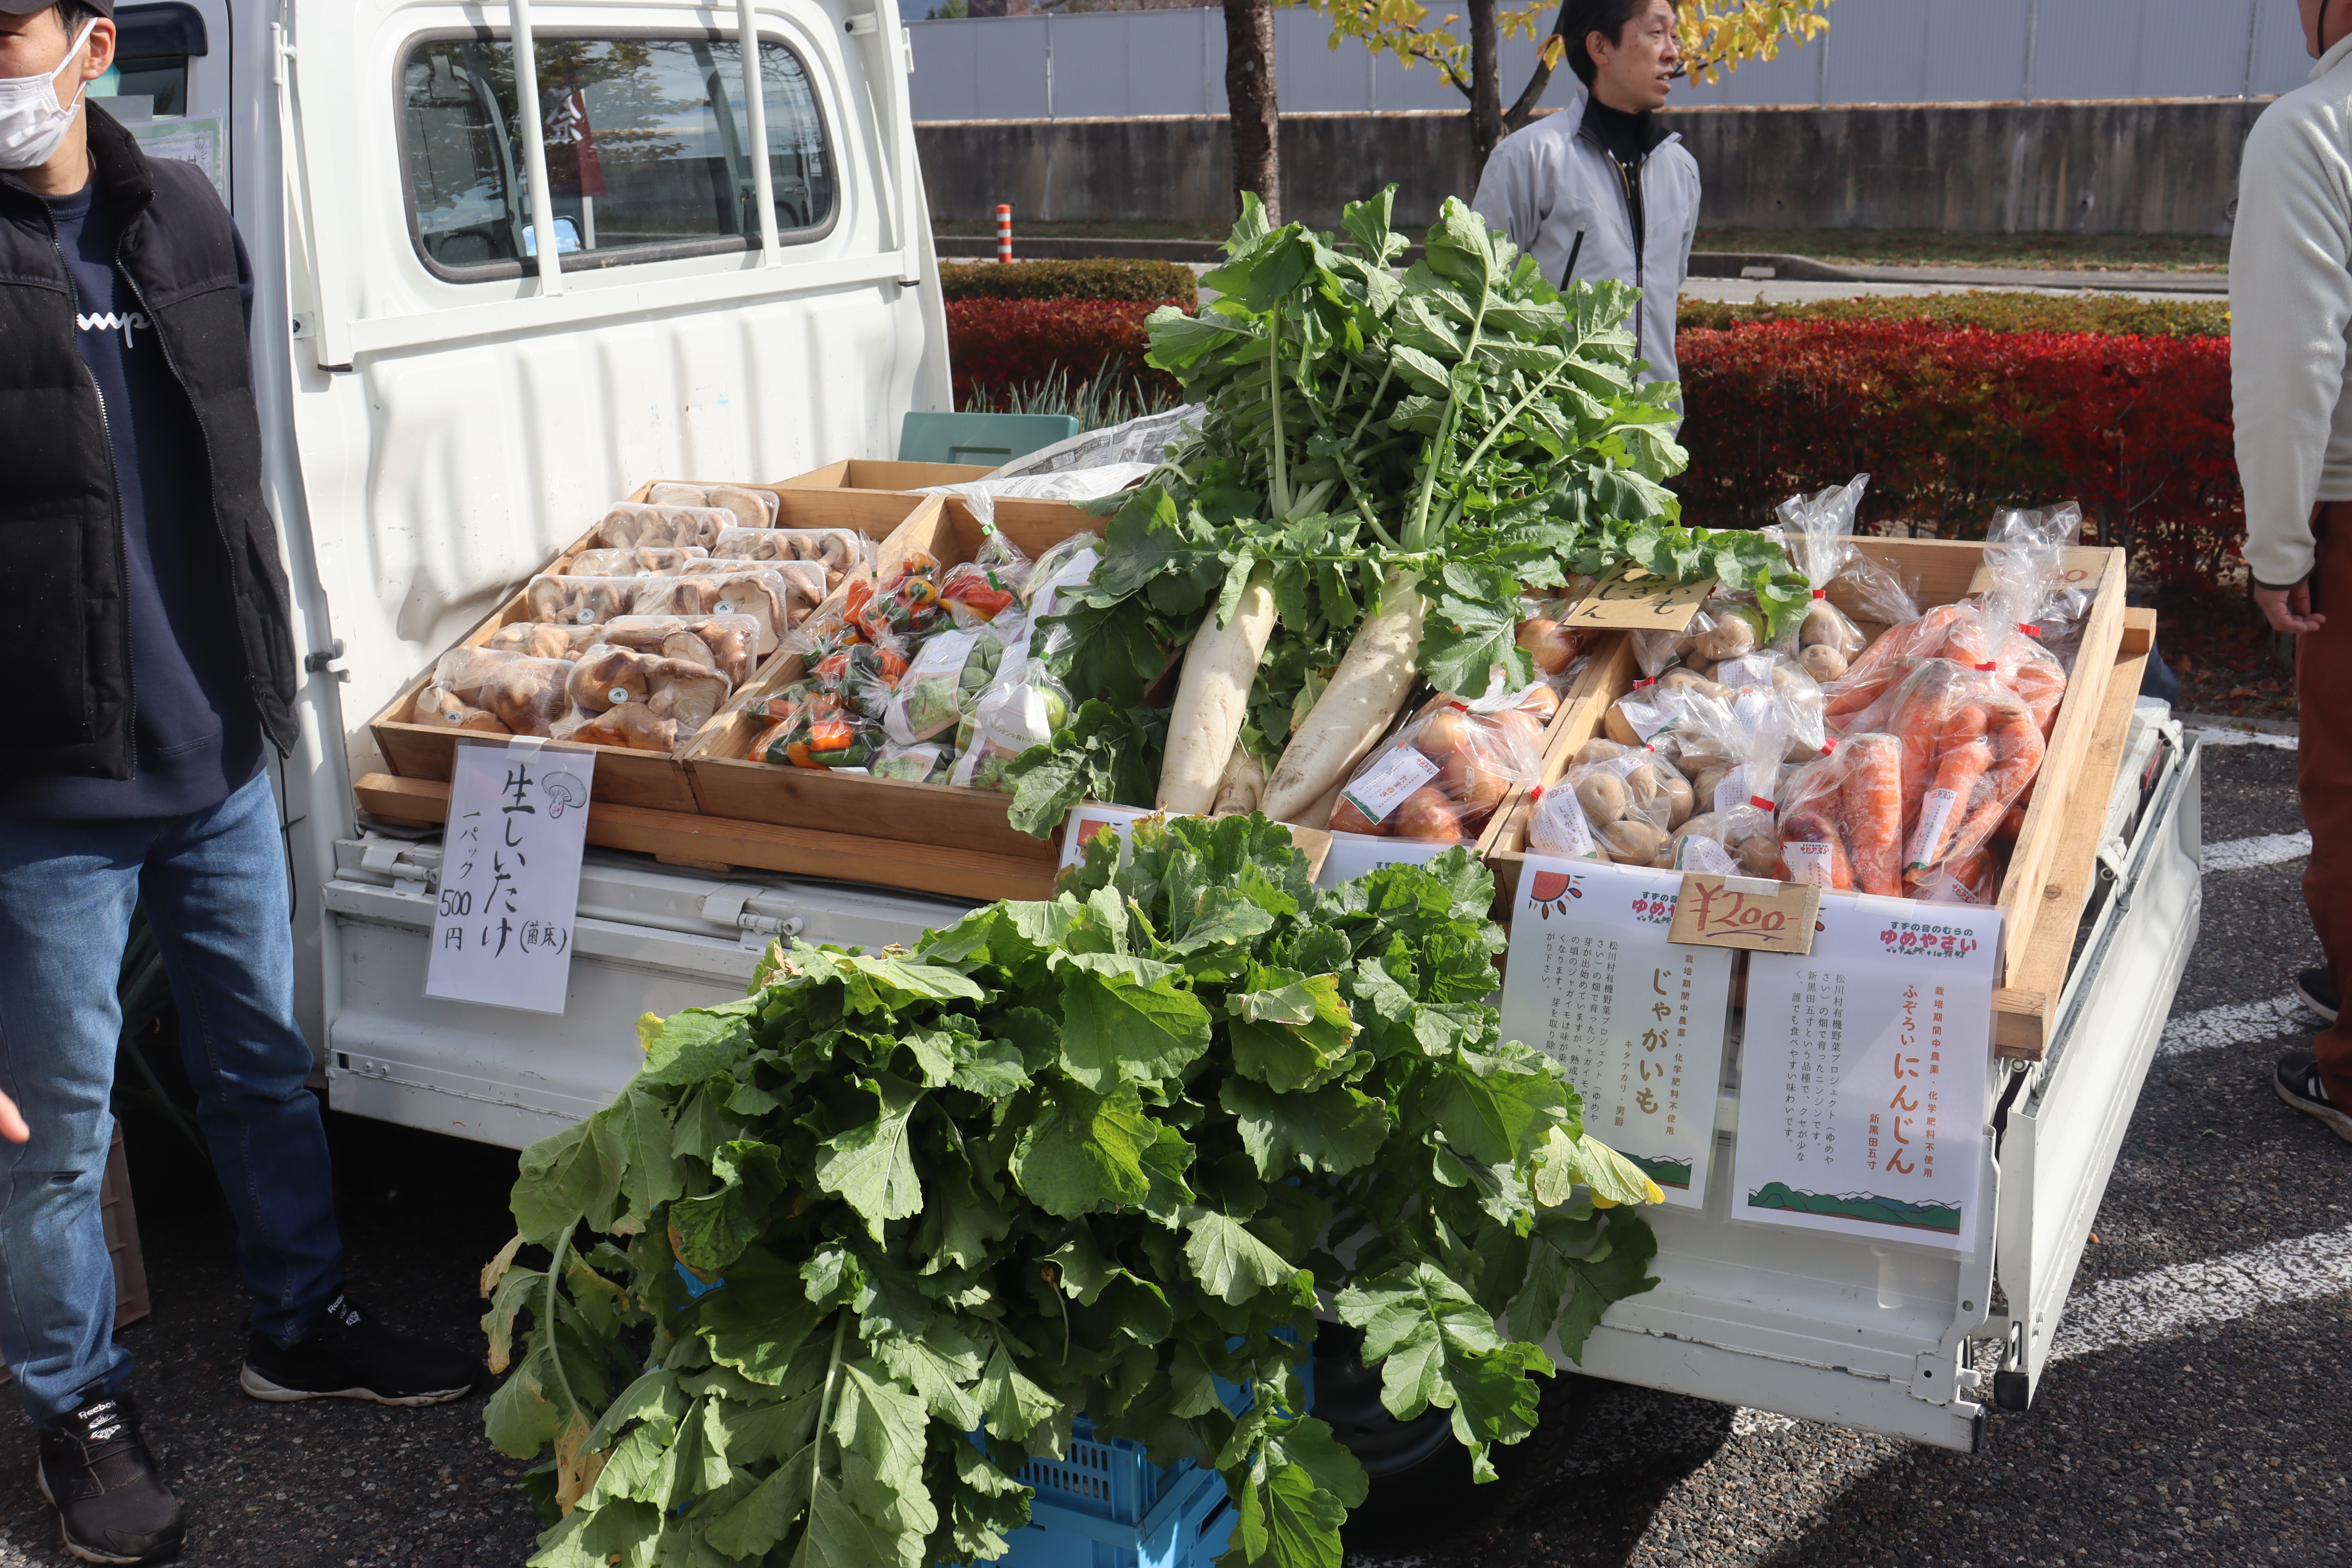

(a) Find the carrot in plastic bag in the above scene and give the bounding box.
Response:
[1776,753,1856,891]
[1840,733,1905,895]
[1823,601,1969,729]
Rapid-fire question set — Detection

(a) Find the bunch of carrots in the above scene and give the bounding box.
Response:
[1776,602,2063,900]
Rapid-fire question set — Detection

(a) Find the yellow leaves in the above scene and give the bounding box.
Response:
[1539,33,1567,71]
[479,1233,523,1300]
[1676,0,1833,86]
[553,1414,609,1517]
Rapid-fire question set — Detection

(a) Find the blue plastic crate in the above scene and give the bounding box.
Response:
[964,1348,1314,1568]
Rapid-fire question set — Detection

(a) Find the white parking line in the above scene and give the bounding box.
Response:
[2187,726,2299,751]
[2054,1223,2352,1361]
[2203,831,2312,872]
[2157,993,2321,1058]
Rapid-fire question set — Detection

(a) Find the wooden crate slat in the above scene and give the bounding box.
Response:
[354,774,1057,904]
[1992,606,2156,1060]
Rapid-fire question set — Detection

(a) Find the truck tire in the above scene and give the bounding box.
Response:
[1313,1320,1596,1548]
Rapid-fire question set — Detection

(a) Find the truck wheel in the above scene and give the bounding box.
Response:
[1313,1321,1596,1548]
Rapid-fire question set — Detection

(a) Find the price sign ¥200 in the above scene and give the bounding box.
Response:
[1667,873,1822,955]
[424,741,597,1014]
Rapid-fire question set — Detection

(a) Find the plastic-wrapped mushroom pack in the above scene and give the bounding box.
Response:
[644,482,780,531]
[592,502,737,551]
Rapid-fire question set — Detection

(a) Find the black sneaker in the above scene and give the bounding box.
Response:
[36,1390,185,1566]
[239,1293,480,1406]
[2275,1047,2352,1144]
[2297,966,2339,1025]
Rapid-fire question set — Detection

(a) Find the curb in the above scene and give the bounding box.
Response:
[2176,711,2299,737]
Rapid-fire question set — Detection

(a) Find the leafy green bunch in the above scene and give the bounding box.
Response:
[1005,192,1805,836]
[483,815,1659,1568]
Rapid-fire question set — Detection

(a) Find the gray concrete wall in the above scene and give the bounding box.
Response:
[916,99,2270,236]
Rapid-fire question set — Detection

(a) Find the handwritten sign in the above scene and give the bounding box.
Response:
[1561,566,1715,632]
[1497,857,1734,1208]
[1668,873,1821,954]
[1728,892,2000,1253]
[1965,546,2114,599]
[425,741,596,1014]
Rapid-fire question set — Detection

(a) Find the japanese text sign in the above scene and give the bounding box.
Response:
[1561,565,1715,632]
[1497,857,1735,1209]
[1668,873,1822,955]
[425,741,596,1014]
[1729,892,2001,1253]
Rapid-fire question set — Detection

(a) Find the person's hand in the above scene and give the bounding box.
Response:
[0,1092,27,1145]
[2254,581,2326,635]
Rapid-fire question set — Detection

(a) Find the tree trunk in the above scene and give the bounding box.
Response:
[1468,0,1503,169]
[1223,0,1280,221]
[1503,0,1576,138]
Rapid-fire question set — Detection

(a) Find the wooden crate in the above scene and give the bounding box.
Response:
[681,495,1108,865]
[363,484,943,813]
[773,459,1134,535]
[1479,537,2132,1062]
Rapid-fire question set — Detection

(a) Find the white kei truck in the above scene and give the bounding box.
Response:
[125,0,2201,1500]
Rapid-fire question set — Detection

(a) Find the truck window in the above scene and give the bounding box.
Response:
[400,33,837,279]
[112,2,209,117]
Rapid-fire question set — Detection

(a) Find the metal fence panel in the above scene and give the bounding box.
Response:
[1924,0,2033,103]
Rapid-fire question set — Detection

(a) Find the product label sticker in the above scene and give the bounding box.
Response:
[1340,746,1441,824]
[1528,791,1596,860]
[1782,840,1838,889]
[1498,857,1736,1207]
[425,742,598,1015]
[1711,766,1748,817]
[1676,834,1738,876]
[1729,892,2001,1253]
[1906,787,1960,869]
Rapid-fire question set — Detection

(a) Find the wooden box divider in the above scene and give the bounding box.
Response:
[774,459,996,494]
[1479,537,2132,1062]
[362,483,942,814]
[680,495,1108,862]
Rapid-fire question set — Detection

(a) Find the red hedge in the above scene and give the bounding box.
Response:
[1676,320,2239,589]
[946,298,1183,408]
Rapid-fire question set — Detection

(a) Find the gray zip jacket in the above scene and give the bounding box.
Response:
[1470,78,1701,391]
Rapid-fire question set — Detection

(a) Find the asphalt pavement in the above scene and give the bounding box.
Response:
[0,730,2339,1568]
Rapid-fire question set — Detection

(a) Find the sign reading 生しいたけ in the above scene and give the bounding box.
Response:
[1496,857,1735,1208]
[1730,893,2000,1252]
[424,741,596,1014]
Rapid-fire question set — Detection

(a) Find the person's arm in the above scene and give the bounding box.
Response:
[1470,128,1544,257]
[2233,105,2352,633]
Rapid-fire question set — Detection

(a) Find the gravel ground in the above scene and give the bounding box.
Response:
[0,735,2340,1568]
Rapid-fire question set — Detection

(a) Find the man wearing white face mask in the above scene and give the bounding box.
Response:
[0,3,479,1561]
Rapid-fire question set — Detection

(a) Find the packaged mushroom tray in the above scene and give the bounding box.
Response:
[365,481,938,814]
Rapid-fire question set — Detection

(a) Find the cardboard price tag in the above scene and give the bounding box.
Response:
[425,739,597,1014]
[1667,873,1821,955]
[1562,566,1715,631]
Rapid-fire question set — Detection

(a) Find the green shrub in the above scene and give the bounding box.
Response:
[1676,290,2229,340]
[939,256,1199,309]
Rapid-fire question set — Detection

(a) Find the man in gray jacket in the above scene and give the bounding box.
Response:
[1472,0,1698,389]
[2234,0,2352,1145]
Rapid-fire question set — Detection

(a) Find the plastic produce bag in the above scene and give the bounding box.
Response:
[762,707,884,770]
[709,527,870,591]
[418,647,571,737]
[951,658,1071,791]
[487,622,608,661]
[548,644,733,751]
[845,551,949,642]
[938,524,1033,629]
[523,575,640,628]
[628,564,811,653]
[1771,474,1918,684]
[871,740,955,784]
[565,546,709,577]
[1555,737,1694,867]
[597,614,761,687]
[810,636,913,720]
[1989,502,2091,671]
[1325,697,1543,842]
[1513,590,1594,689]
[881,622,1015,745]
[646,481,779,531]
[1664,688,1789,878]
[592,501,735,550]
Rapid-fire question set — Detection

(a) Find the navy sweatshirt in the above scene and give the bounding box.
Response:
[0,175,265,820]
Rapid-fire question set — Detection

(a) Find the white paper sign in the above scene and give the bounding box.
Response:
[1338,746,1440,825]
[1059,802,1161,869]
[1730,893,2001,1252]
[425,742,596,1014]
[1498,857,1735,1207]
[1310,831,1466,890]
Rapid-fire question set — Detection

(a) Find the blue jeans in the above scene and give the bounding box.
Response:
[0,772,343,1423]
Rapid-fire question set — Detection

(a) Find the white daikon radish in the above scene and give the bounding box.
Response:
[1156,568,1278,814]
[1260,573,1426,823]
[1211,742,1265,816]
[1295,777,1344,832]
